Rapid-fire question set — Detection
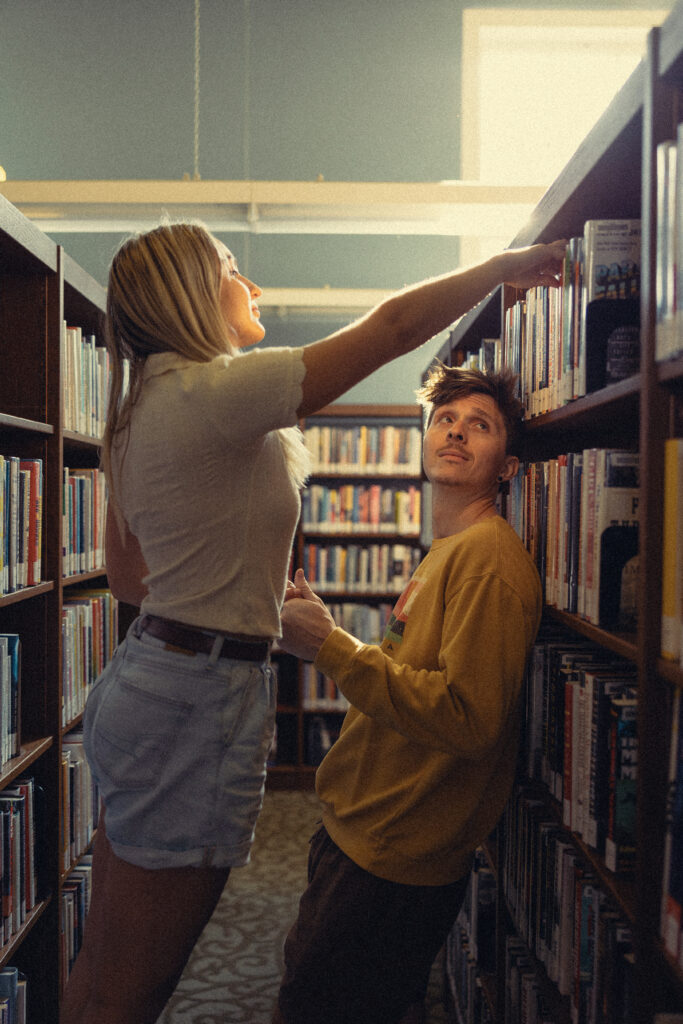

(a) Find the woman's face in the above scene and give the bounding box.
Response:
[217,248,265,348]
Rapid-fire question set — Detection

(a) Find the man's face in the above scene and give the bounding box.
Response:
[422,393,517,495]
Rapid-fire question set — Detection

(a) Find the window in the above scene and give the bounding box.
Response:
[461,7,670,186]
[458,7,669,263]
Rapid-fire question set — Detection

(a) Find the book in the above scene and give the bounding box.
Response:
[0,967,18,1024]
[579,448,598,622]
[18,459,42,587]
[656,139,679,360]
[562,236,584,403]
[661,439,683,662]
[555,840,578,997]
[0,635,21,764]
[662,688,683,960]
[11,778,36,912]
[570,862,596,1024]
[567,452,583,615]
[587,449,640,630]
[0,794,22,938]
[604,689,638,875]
[584,667,637,855]
[578,219,641,397]
[675,121,683,357]
[6,458,19,594]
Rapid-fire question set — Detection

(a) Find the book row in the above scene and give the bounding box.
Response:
[301,483,422,536]
[0,456,42,596]
[445,848,497,1024]
[61,854,93,989]
[661,687,683,970]
[301,542,422,595]
[0,777,40,949]
[499,219,641,417]
[523,629,638,874]
[506,448,639,632]
[655,125,683,361]
[62,467,106,578]
[61,734,99,875]
[0,967,27,1024]
[445,922,495,1024]
[62,589,118,727]
[303,423,423,476]
[502,786,635,1024]
[457,336,502,378]
[301,664,349,712]
[61,325,129,439]
[0,636,19,771]
[61,325,111,439]
[326,600,394,645]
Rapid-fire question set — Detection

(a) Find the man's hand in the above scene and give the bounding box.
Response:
[278,569,336,661]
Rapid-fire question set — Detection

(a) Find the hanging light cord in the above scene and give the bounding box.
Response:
[193,0,201,181]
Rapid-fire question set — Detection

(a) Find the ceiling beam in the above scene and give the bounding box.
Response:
[0,179,544,237]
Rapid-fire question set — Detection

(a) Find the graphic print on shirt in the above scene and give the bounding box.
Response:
[383,576,424,650]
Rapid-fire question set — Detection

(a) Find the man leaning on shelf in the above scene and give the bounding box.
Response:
[272,364,544,1024]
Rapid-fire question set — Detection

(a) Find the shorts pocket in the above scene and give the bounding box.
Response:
[87,675,194,791]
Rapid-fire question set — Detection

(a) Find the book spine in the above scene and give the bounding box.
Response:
[604,694,638,875]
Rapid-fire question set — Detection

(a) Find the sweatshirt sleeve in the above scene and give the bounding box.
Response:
[314,572,532,755]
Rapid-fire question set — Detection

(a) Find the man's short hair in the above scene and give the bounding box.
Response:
[416,362,525,456]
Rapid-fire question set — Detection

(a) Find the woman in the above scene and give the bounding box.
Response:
[62,221,565,1023]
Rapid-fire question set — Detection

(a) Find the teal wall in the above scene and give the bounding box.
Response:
[0,0,670,401]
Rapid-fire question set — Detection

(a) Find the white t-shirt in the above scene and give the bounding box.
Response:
[111,346,307,638]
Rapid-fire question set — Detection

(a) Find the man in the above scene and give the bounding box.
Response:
[273,365,543,1024]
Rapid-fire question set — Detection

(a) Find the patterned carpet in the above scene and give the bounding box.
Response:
[155,789,450,1024]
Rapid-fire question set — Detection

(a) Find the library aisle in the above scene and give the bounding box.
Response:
[155,789,449,1024]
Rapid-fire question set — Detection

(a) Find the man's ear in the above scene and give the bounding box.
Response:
[500,455,519,482]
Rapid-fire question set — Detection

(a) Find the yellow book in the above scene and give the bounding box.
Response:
[661,438,683,661]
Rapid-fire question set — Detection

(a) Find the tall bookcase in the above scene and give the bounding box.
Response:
[437,7,683,1023]
[267,404,424,790]
[0,193,108,1021]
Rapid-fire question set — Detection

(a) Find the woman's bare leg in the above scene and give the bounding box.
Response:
[61,816,230,1024]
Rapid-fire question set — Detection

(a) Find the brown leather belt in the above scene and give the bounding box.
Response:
[139,615,271,662]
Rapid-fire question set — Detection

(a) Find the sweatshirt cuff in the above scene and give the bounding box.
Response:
[314,627,365,680]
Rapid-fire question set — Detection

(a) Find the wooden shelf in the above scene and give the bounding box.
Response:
[438,7,683,1021]
[0,197,107,1022]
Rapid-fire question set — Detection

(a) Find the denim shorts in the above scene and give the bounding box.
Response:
[82,616,276,870]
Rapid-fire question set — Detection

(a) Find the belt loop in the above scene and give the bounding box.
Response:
[207,633,224,667]
[132,615,147,639]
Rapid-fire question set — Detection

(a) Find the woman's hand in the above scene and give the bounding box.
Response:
[501,239,567,291]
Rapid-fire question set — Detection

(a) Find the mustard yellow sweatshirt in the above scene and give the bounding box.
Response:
[314,515,542,886]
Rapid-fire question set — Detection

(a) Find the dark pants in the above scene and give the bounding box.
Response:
[277,825,470,1024]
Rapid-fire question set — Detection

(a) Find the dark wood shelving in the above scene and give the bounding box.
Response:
[0,193,107,1022]
[435,8,683,1022]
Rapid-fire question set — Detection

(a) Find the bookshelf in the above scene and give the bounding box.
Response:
[436,6,683,1023]
[0,191,111,1021]
[267,404,425,790]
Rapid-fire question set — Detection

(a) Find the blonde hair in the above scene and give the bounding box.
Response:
[102,220,310,511]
